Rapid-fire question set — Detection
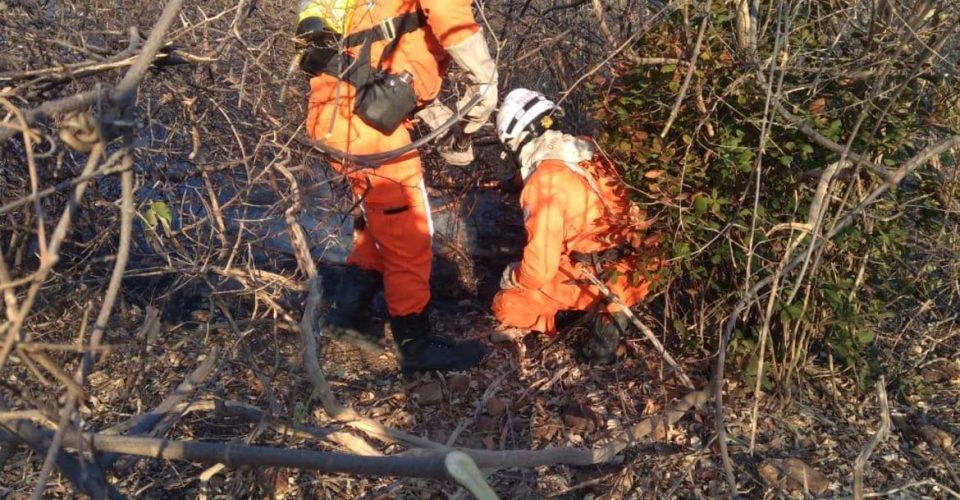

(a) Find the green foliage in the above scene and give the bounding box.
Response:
[590,3,959,393]
[143,201,174,228]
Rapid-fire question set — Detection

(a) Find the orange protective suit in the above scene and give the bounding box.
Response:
[492,149,654,334]
[305,1,480,316]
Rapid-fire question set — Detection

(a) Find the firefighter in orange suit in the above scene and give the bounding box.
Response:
[296,0,496,372]
[492,89,656,364]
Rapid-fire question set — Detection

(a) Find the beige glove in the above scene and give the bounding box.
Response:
[446,30,499,135]
[416,101,454,130]
[499,262,520,290]
[416,102,474,166]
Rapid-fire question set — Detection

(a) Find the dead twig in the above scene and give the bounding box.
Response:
[660,3,711,138]
[853,376,891,500]
[30,157,134,500]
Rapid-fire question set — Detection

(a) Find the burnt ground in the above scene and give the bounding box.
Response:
[3,212,957,499]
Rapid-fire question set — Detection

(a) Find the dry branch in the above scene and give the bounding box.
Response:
[5,384,712,481]
[660,2,711,138]
[556,1,680,106]
[769,99,895,183]
[0,90,100,143]
[72,433,453,480]
[0,419,123,499]
[854,377,891,500]
[110,0,185,106]
[30,154,135,500]
[99,347,220,467]
[210,400,381,457]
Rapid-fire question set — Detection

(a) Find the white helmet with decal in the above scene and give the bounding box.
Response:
[496,88,559,150]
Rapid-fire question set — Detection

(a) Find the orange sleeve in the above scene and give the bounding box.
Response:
[419,0,480,48]
[515,167,568,290]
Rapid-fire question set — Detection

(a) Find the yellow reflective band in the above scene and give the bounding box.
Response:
[298,0,357,35]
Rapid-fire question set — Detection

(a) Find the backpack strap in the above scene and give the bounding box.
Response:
[340,11,425,51]
[301,10,425,85]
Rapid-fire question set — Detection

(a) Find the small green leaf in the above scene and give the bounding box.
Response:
[661,64,677,74]
[828,119,843,136]
[293,401,307,423]
[152,201,173,226]
[693,196,709,215]
[856,329,876,346]
[673,319,688,338]
[144,206,158,228]
[606,269,621,284]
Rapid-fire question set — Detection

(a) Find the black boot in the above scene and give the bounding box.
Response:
[391,311,486,373]
[324,266,385,350]
[578,311,630,364]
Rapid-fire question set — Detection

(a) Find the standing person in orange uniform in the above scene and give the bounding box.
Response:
[492,89,657,364]
[296,0,497,373]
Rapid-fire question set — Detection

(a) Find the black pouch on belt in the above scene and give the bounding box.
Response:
[354,71,417,134]
[351,22,419,134]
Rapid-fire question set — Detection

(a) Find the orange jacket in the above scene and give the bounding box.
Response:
[317,0,479,104]
[512,155,634,291]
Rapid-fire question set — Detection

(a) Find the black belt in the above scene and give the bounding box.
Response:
[570,244,634,266]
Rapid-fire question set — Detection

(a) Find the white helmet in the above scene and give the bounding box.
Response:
[496,88,558,149]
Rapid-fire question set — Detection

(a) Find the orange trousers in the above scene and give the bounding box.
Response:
[307,77,433,317]
[492,255,650,335]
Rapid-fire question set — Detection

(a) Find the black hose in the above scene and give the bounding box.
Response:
[307,93,483,168]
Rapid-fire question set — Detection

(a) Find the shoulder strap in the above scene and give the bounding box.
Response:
[340,11,426,50]
[316,9,424,87]
[561,159,614,215]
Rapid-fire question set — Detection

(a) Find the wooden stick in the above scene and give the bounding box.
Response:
[31,158,135,500]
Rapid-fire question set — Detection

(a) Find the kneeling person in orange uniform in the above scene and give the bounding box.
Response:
[296,0,497,372]
[492,89,655,364]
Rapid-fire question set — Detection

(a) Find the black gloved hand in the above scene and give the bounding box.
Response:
[498,173,523,194]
